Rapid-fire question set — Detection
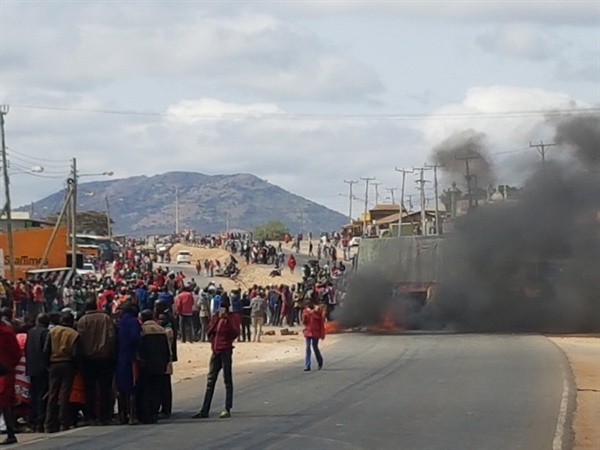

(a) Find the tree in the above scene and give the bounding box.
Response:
[252,220,290,241]
[43,210,114,236]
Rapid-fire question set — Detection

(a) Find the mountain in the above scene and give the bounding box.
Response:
[21,171,347,236]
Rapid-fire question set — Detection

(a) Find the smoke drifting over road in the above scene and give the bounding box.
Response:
[333,270,395,328]
[434,114,600,332]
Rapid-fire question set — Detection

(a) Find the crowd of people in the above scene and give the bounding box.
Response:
[0,236,348,445]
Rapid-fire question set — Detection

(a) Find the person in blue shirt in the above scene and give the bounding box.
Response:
[135,284,149,311]
[157,287,174,310]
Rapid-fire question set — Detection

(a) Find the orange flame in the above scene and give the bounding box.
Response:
[324,321,346,334]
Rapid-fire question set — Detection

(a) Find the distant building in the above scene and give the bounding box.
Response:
[0,212,54,232]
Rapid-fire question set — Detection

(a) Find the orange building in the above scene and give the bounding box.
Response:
[0,226,68,280]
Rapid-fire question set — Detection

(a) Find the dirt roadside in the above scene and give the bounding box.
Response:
[173,325,338,383]
[548,336,600,450]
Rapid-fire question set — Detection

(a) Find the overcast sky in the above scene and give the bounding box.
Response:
[1,1,598,216]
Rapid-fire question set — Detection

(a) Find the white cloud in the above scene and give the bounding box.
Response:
[476,24,565,60]
[414,85,588,185]
[2,6,382,102]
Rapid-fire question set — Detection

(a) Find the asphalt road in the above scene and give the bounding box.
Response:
[17,333,570,450]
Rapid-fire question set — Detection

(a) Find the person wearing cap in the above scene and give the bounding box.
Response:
[191,300,238,419]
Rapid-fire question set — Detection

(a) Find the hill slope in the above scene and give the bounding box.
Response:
[21,171,346,236]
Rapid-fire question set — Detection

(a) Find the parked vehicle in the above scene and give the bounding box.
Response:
[176,250,192,264]
[76,262,96,278]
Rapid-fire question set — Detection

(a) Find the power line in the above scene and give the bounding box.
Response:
[6,146,71,164]
[8,103,599,122]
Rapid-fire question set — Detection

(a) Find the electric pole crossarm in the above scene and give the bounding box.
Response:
[529,140,556,172]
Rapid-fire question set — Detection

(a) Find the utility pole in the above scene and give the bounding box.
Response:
[371,181,382,206]
[0,105,15,282]
[174,187,179,235]
[395,167,412,237]
[413,167,431,236]
[425,163,443,235]
[455,153,479,209]
[70,158,77,275]
[343,179,358,224]
[386,187,397,204]
[104,194,112,240]
[529,140,556,173]
[360,177,375,237]
[406,194,414,211]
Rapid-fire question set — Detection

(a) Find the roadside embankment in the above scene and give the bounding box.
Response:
[549,336,600,450]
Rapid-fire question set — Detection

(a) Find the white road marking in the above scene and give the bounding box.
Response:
[552,372,571,450]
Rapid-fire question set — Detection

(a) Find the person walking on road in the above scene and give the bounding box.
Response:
[302,300,325,372]
[192,302,238,419]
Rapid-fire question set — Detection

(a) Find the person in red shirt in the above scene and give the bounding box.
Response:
[302,300,325,372]
[287,254,297,274]
[174,286,194,343]
[0,317,21,445]
[191,301,238,419]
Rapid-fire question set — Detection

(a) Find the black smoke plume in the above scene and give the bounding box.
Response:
[433,129,495,187]
[434,114,600,332]
[333,270,395,328]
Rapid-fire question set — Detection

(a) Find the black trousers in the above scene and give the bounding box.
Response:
[200,350,233,414]
[45,362,76,431]
[179,315,193,343]
[158,374,172,416]
[29,374,49,429]
[191,311,201,341]
[138,373,162,424]
[82,358,114,423]
[240,316,251,342]
[200,316,210,342]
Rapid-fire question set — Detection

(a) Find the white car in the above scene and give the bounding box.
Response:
[77,263,96,278]
[176,250,192,264]
[349,237,362,247]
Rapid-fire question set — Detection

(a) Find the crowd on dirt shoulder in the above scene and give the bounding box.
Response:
[0,236,348,445]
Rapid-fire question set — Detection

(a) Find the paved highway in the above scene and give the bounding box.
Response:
[17,333,571,450]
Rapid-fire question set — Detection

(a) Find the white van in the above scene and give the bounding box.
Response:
[176,250,192,264]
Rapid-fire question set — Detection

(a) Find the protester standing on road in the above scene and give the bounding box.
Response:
[240,293,252,342]
[250,291,267,342]
[174,286,194,343]
[115,302,141,425]
[0,313,21,445]
[44,312,81,433]
[302,300,325,372]
[25,313,50,433]
[76,299,117,425]
[192,302,238,419]
[138,310,170,424]
[198,291,211,342]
